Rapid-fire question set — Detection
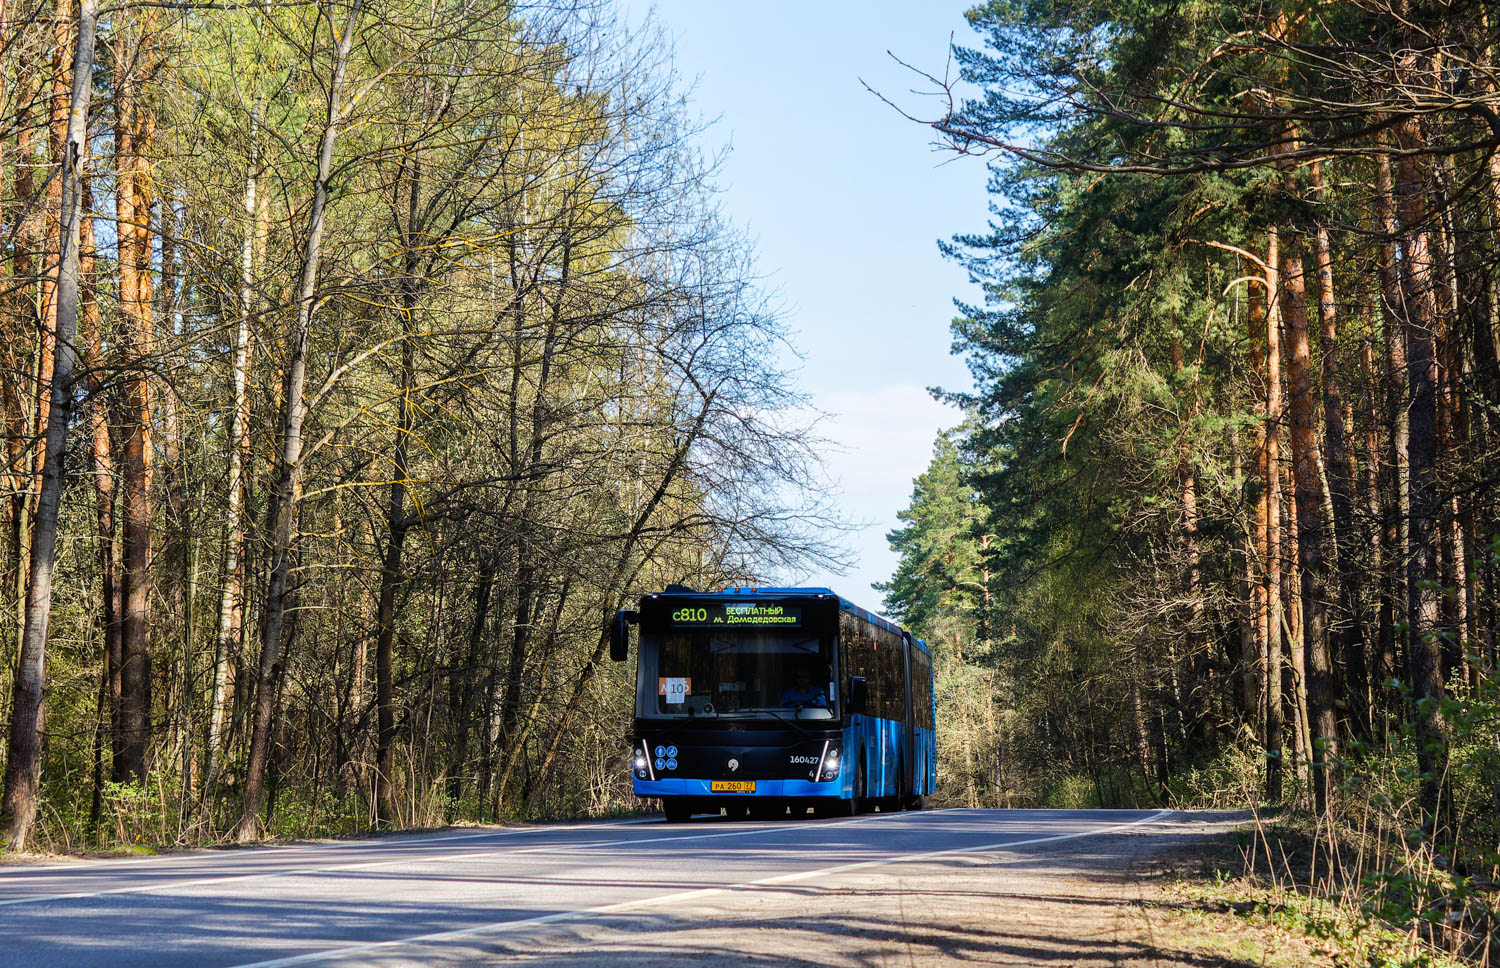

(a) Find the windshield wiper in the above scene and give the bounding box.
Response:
[761,708,815,736]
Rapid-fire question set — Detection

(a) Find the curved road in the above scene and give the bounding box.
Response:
[0,808,1180,967]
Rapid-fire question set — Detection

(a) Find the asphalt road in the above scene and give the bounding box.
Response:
[0,807,1178,967]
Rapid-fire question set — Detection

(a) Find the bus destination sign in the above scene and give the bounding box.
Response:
[668,602,802,627]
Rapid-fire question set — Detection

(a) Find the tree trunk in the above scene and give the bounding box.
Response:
[447,558,494,809]
[235,0,364,841]
[494,236,573,812]
[154,194,193,792]
[1280,249,1339,814]
[1360,335,1394,745]
[1232,427,1260,725]
[0,0,97,848]
[1171,340,1205,726]
[1263,232,1285,804]
[500,568,533,753]
[7,77,41,663]
[114,22,157,784]
[209,109,263,785]
[1375,155,1412,749]
[373,517,407,827]
[372,141,429,827]
[31,0,74,499]
[1392,134,1449,828]
[1282,480,1312,796]
[1309,160,1367,741]
[1430,189,1472,689]
[80,186,121,813]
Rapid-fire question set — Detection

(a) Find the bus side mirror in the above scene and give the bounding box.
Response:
[846,676,867,714]
[609,609,638,662]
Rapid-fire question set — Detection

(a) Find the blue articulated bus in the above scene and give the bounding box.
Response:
[609,585,936,822]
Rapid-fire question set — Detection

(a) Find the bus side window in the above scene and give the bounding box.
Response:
[926,655,934,729]
[880,628,903,720]
[913,651,933,730]
[838,613,856,708]
[889,631,901,718]
[842,611,877,716]
[910,649,921,727]
[924,654,932,728]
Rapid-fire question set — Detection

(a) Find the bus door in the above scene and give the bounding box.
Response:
[901,631,915,800]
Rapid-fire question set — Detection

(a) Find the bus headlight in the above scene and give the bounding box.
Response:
[633,751,648,778]
[821,748,840,780]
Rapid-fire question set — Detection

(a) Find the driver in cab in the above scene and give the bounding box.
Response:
[780,667,829,708]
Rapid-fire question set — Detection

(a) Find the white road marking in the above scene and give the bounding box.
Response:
[230,809,1175,968]
[0,820,648,877]
[0,818,655,906]
[0,809,947,907]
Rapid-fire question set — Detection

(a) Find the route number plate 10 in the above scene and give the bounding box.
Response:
[710,781,755,793]
[658,677,689,704]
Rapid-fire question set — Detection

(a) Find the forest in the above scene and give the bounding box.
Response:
[0,0,842,851]
[881,0,1500,958]
[8,0,1500,953]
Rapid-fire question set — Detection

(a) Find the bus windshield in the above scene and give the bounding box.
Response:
[638,628,836,720]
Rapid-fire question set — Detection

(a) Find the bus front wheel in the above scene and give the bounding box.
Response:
[850,755,868,815]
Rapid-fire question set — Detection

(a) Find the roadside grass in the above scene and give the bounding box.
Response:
[1152,887,1321,968]
[1135,817,1474,968]
[89,843,159,858]
[1159,875,1468,968]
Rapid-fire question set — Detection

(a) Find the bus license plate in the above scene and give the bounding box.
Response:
[711,781,755,793]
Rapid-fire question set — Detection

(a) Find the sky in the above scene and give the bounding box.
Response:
[619,1,992,611]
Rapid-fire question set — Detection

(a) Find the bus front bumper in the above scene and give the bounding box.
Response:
[633,778,845,798]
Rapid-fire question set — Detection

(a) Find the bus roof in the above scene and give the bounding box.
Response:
[643,585,929,656]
